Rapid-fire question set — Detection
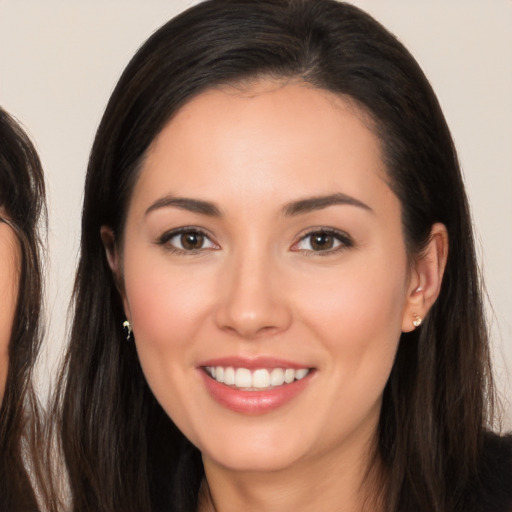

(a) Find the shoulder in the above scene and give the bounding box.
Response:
[468,431,512,512]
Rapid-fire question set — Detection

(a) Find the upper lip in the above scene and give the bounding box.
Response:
[198,356,312,370]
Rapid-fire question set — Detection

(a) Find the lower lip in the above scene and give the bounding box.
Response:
[200,370,313,415]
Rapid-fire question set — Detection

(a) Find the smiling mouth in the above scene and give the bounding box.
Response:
[204,366,311,391]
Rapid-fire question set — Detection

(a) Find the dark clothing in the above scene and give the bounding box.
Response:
[466,432,512,512]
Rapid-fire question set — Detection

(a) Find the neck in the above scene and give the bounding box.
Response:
[198,432,385,512]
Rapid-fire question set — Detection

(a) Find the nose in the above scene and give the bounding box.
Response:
[214,248,292,339]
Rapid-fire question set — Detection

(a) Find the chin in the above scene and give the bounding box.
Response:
[198,429,307,474]
[204,447,303,474]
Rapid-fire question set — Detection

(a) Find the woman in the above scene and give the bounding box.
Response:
[0,108,47,511]
[56,1,512,511]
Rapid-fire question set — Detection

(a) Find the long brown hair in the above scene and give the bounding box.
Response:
[0,108,48,511]
[56,1,502,510]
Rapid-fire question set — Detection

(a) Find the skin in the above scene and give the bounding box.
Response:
[103,80,448,512]
[0,213,20,402]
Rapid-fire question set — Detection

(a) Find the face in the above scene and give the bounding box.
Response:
[109,81,425,475]
[0,213,20,401]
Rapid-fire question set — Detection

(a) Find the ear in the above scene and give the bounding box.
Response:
[401,223,449,332]
[100,225,131,319]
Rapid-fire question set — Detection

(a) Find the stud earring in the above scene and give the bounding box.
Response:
[412,314,422,328]
[123,320,133,340]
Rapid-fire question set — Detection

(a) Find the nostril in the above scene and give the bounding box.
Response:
[220,322,283,339]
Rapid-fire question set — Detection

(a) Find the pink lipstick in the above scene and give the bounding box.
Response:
[198,357,314,415]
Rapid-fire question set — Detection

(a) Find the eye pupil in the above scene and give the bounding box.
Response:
[310,233,334,251]
[181,232,204,250]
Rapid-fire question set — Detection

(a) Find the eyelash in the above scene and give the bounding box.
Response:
[291,228,354,256]
[156,227,354,255]
[156,227,218,254]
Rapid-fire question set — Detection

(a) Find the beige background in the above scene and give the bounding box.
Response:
[0,0,510,429]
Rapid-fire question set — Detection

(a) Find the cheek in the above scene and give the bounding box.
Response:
[296,249,408,387]
[124,239,215,329]
[292,257,407,444]
[0,341,8,401]
[121,250,215,392]
[302,257,407,335]
[0,234,20,401]
[127,271,206,341]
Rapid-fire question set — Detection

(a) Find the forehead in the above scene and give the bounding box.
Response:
[132,80,391,215]
[151,80,380,158]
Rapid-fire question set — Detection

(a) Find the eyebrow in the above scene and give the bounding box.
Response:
[282,193,373,216]
[145,192,372,218]
[145,196,222,217]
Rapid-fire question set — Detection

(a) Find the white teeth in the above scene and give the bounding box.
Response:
[270,368,285,386]
[295,368,309,380]
[224,367,235,385]
[205,366,310,390]
[252,369,270,388]
[284,368,295,384]
[235,368,252,388]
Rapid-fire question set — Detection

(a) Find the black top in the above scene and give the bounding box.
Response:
[466,432,512,512]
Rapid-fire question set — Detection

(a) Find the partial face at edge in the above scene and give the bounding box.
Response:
[0,214,20,402]
[103,81,446,474]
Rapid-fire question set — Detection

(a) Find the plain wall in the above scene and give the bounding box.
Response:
[1,0,511,428]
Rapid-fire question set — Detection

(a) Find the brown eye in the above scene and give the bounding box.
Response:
[310,233,335,251]
[159,228,217,252]
[180,231,205,250]
[294,229,353,253]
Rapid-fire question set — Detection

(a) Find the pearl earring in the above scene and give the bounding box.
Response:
[412,314,422,328]
[123,320,133,340]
